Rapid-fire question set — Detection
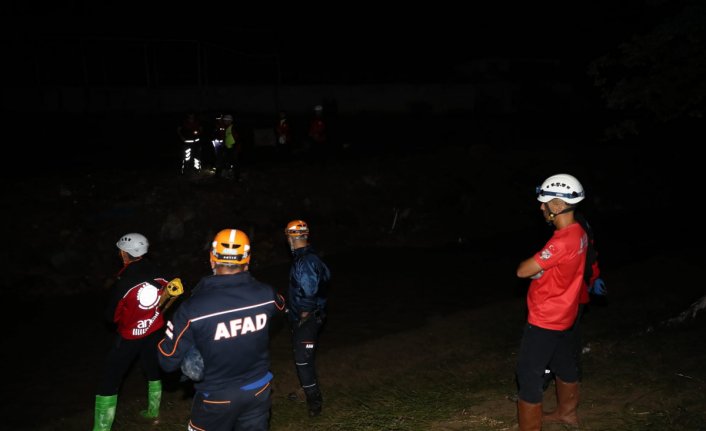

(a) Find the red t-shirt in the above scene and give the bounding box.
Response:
[527,222,587,330]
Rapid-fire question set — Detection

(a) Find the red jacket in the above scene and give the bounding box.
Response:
[108,259,168,340]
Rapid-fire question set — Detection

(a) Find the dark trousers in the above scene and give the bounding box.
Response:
[542,303,586,389]
[570,303,586,380]
[97,330,162,395]
[290,313,325,390]
[189,384,271,431]
[182,141,202,173]
[516,323,579,403]
[216,146,239,179]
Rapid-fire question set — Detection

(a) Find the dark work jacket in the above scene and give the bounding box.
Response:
[287,246,331,322]
[158,271,285,392]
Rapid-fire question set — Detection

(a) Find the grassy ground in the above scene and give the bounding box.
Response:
[41,266,706,430]
[11,143,705,431]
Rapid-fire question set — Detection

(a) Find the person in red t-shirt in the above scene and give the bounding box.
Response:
[541,211,605,391]
[515,173,588,430]
[92,233,170,431]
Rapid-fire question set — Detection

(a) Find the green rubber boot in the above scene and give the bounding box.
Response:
[92,394,117,431]
[140,380,162,419]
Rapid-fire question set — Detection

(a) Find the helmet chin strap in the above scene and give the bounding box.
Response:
[543,203,574,225]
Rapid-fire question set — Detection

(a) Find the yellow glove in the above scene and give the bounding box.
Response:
[166,278,184,297]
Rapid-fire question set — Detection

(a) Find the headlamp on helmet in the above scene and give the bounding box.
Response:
[284,220,309,238]
[536,173,585,204]
[210,229,250,265]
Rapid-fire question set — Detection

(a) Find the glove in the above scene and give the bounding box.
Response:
[589,278,607,296]
[166,278,184,297]
[181,347,204,381]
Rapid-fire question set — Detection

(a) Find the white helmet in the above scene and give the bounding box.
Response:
[536,174,585,204]
[314,105,323,112]
[222,114,233,122]
[116,233,149,257]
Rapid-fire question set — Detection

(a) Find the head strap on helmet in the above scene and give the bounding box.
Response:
[211,229,250,265]
[536,173,585,204]
[284,220,309,238]
[536,186,585,202]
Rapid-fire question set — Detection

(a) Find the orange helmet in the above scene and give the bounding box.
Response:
[284,220,309,238]
[210,229,251,265]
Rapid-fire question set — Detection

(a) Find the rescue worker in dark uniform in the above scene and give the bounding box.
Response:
[215,114,241,180]
[178,112,203,175]
[284,220,331,417]
[93,233,169,431]
[210,113,226,173]
[158,229,285,431]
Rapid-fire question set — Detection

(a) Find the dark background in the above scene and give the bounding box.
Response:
[2,3,706,429]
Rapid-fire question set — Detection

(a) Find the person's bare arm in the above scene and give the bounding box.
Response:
[517,256,543,278]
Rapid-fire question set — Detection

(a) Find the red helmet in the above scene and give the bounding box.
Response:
[210,229,250,265]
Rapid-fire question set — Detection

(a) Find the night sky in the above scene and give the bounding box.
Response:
[2,2,702,177]
[1,5,655,87]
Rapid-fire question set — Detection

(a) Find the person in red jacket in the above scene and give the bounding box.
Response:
[92,233,169,431]
[515,173,588,430]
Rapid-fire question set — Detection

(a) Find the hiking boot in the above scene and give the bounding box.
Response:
[304,387,323,418]
[308,403,322,417]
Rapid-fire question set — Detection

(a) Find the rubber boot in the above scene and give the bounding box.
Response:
[517,399,542,431]
[304,386,323,417]
[543,377,579,426]
[92,394,117,431]
[140,380,162,419]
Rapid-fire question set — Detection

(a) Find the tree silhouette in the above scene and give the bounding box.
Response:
[588,0,706,139]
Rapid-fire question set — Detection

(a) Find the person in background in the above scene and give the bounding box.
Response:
[158,228,285,431]
[308,105,328,164]
[178,112,203,175]
[542,211,606,392]
[93,233,169,431]
[275,110,292,159]
[216,114,241,180]
[283,220,331,417]
[515,173,588,430]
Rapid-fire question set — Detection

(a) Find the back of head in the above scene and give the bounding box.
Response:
[116,233,149,257]
[536,173,585,204]
[211,229,251,265]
